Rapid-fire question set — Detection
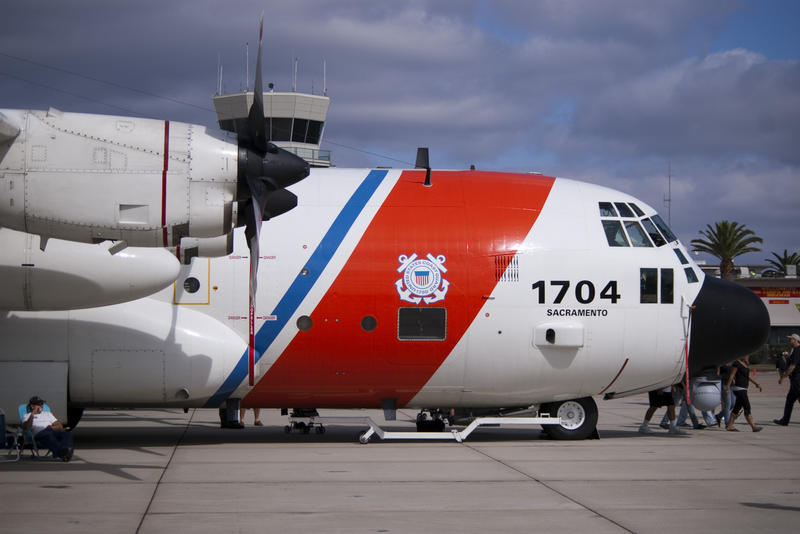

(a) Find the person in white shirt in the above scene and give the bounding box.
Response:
[21,396,74,461]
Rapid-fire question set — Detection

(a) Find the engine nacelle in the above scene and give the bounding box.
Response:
[0,108,237,247]
[176,232,235,265]
[67,298,246,407]
[0,227,179,311]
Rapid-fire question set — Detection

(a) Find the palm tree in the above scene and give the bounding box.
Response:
[691,221,762,279]
[764,249,800,276]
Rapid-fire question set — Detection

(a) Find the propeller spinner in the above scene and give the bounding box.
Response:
[238,16,310,385]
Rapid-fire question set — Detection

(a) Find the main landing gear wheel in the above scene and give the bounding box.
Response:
[540,397,598,440]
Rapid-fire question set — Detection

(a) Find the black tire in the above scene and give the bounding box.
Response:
[416,418,445,432]
[540,397,598,440]
[67,406,84,429]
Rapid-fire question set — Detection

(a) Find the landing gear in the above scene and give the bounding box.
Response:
[284,409,326,434]
[66,406,84,429]
[218,398,244,429]
[539,397,598,440]
[415,409,447,432]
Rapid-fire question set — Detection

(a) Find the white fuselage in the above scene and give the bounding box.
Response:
[0,166,704,421]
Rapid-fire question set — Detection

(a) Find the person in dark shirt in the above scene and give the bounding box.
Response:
[776,351,789,377]
[774,333,800,426]
[725,356,763,432]
[716,362,736,427]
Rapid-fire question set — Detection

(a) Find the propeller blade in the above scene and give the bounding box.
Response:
[243,13,267,388]
[238,14,309,388]
[245,13,267,153]
[263,188,297,220]
[243,172,269,387]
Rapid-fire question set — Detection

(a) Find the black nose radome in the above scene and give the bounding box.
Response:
[688,276,770,374]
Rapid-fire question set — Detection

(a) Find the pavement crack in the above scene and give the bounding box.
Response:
[464,443,636,534]
[135,408,195,534]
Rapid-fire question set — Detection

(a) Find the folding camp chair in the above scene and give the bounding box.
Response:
[17,403,53,458]
[0,410,21,463]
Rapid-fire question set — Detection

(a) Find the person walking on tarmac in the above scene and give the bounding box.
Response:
[639,384,687,435]
[725,356,763,432]
[774,333,800,426]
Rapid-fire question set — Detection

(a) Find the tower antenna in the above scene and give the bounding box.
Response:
[663,162,672,225]
[217,53,222,95]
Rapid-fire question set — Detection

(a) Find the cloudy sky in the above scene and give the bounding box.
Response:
[1,0,797,266]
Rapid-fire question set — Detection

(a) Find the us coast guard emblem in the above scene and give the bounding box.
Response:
[395,253,449,304]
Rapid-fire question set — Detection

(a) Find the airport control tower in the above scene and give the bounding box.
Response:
[213,86,331,167]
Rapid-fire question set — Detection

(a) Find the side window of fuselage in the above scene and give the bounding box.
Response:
[640,268,674,304]
[398,307,446,340]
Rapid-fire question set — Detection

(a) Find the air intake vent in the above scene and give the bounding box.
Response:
[495,254,519,282]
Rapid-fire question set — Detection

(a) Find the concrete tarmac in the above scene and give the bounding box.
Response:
[1,370,798,533]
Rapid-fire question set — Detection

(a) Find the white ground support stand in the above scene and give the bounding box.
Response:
[286,414,563,443]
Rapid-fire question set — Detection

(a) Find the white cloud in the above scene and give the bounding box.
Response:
[0,0,796,261]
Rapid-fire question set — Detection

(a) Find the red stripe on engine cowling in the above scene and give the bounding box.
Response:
[245,170,555,409]
[161,120,170,247]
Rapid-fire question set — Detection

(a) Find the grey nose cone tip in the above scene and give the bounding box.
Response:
[688,276,770,374]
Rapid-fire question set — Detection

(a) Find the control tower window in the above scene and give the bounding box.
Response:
[306,121,323,144]
[269,118,292,141]
[292,119,308,142]
[624,221,653,247]
[602,220,629,247]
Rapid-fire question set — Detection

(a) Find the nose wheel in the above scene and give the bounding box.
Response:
[540,397,598,440]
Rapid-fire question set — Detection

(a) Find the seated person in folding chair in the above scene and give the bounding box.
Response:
[21,396,74,461]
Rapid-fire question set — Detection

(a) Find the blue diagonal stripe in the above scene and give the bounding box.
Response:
[204,169,389,407]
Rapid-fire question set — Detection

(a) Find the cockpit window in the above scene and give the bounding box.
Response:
[641,218,667,247]
[598,202,617,217]
[673,248,689,265]
[614,202,635,218]
[651,215,677,242]
[599,202,678,250]
[602,220,629,247]
[625,221,653,247]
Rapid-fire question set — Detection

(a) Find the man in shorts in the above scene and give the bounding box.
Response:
[639,384,687,435]
[774,333,800,426]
